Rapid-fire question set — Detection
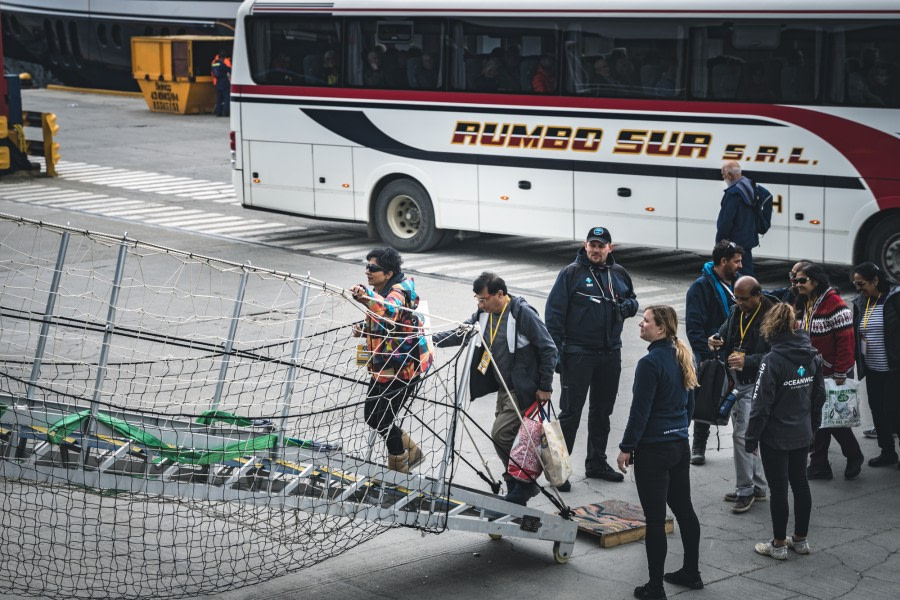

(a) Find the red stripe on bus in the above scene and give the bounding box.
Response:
[232,85,900,210]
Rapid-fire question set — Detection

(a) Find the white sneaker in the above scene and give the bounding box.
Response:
[786,536,810,555]
[754,540,788,560]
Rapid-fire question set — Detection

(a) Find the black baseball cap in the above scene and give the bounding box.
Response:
[585,226,612,244]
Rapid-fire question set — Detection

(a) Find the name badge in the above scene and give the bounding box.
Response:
[356,345,372,366]
[860,333,868,357]
[476,349,491,375]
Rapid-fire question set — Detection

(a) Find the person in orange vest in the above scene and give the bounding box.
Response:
[211,50,232,117]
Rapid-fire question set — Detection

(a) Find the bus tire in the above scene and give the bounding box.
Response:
[865,214,900,282]
[374,179,442,252]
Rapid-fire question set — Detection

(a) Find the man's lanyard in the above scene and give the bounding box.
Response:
[862,294,881,331]
[588,265,615,300]
[739,302,762,345]
[488,299,510,348]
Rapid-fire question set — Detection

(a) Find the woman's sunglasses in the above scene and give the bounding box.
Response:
[364,263,384,273]
[791,277,809,285]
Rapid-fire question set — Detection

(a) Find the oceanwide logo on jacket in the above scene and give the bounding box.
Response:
[783,365,813,389]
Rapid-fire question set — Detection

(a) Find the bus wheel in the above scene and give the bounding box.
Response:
[374,179,441,253]
[866,214,900,281]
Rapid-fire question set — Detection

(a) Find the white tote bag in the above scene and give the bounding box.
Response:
[820,378,861,429]
[540,403,573,487]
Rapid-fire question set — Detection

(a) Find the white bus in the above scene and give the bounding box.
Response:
[229,0,900,279]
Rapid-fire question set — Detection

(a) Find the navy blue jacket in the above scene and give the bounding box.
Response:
[685,262,735,361]
[545,248,638,353]
[619,339,693,452]
[433,295,558,410]
[716,176,758,250]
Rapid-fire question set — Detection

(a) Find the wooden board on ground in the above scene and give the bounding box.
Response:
[571,499,674,548]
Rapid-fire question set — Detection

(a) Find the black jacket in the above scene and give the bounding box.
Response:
[852,285,900,377]
[686,261,735,361]
[716,295,776,385]
[545,248,638,353]
[619,339,693,452]
[746,331,825,453]
[433,296,558,410]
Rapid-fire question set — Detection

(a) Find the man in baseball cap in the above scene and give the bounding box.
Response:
[545,225,639,490]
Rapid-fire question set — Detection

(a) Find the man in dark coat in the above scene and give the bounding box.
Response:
[545,226,638,489]
[709,276,776,513]
[434,272,557,505]
[717,160,759,275]
[685,240,743,465]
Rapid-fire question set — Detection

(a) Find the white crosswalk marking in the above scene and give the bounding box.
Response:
[1,159,795,308]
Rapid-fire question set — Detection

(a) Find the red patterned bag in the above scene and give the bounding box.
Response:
[508,402,544,483]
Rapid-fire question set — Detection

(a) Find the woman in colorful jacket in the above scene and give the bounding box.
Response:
[351,247,432,474]
[793,263,863,480]
[851,262,900,468]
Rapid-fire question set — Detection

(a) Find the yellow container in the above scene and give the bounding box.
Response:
[131,35,233,115]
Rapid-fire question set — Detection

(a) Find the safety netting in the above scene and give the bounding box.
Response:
[0,213,472,599]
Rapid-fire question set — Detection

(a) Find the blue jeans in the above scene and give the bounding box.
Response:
[634,439,701,586]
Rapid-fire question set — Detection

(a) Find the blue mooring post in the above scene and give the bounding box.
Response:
[4,74,22,125]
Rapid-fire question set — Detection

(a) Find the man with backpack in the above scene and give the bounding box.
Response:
[434,272,558,506]
[686,240,743,465]
[708,276,775,513]
[716,160,773,276]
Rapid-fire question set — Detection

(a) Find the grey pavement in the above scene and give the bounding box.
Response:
[2,200,897,600]
[1,89,894,600]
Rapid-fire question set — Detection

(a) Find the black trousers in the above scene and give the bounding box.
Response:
[364,378,417,455]
[759,443,811,540]
[558,350,621,470]
[634,439,701,586]
[866,370,900,457]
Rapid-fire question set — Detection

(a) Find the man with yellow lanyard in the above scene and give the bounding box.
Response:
[434,272,558,506]
[709,276,776,513]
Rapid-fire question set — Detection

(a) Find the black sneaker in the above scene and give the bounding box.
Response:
[807,463,833,480]
[586,462,625,482]
[690,451,706,466]
[633,582,667,599]
[663,568,704,590]
[504,481,539,506]
[868,453,899,467]
[844,456,864,480]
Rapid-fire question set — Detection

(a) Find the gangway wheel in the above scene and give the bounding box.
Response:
[553,542,571,564]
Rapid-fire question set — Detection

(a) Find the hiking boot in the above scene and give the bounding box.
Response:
[724,489,767,502]
[690,450,706,466]
[732,495,755,513]
[504,480,539,506]
[863,427,878,439]
[401,432,423,468]
[868,453,899,467]
[754,540,788,560]
[633,583,667,600]
[807,463,833,480]
[663,568,704,589]
[586,462,625,482]
[556,479,572,492]
[785,536,810,555]
[845,456,864,480]
[387,450,410,474]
